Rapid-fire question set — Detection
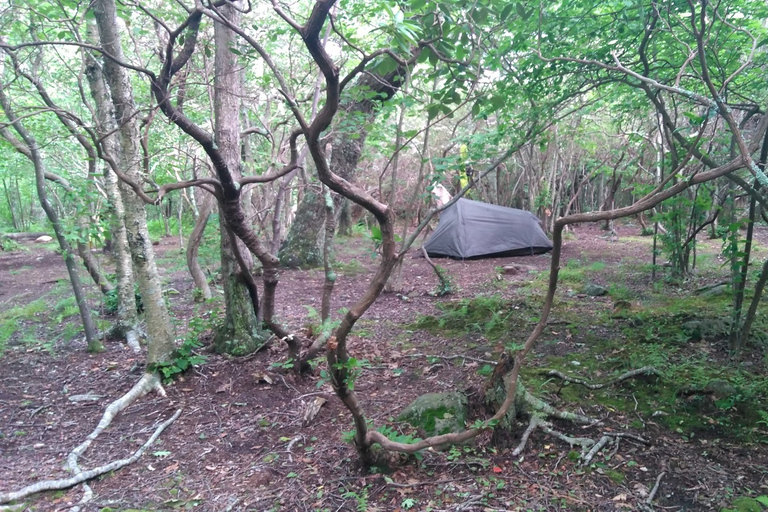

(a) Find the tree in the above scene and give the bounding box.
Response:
[210,0,267,355]
[91,0,177,366]
[0,69,102,352]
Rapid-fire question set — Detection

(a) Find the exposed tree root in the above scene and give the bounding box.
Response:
[0,373,170,506]
[523,389,594,425]
[125,329,141,353]
[512,416,596,456]
[0,408,180,505]
[512,414,650,465]
[544,366,660,390]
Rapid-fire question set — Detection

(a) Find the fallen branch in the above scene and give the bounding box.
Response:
[647,471,666,503]
[582,435,613,465]
[637,471,666,511]
[0,408,181,504]
[404,353,498,365]
[65,373,164,511]
[545,366,660,390]
[385,476,476,489]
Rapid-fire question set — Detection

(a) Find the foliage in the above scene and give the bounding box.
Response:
[103,283,143,315]
[0,237,26,252]
[149,313,212,383]
[431,264,456,296]
[414,295,534,342]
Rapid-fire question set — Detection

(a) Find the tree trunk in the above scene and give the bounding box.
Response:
[93,0,175,365]
[187,193,213,301]
[84,18,140,350]
[279,68,406,267]
[278,184,326,267]
[211,0,266,355]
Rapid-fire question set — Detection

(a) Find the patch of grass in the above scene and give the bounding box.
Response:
[412,295,535,342]
[0,298,47,322]
[557,259,587,286]
[0,299,48,355]
[335,258,367,275]
[587,261,606,272]
[53,296,79,323]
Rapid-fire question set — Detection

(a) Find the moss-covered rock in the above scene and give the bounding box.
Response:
[583,283,608,296]
[705,379,738,400]
[397,392,468,436]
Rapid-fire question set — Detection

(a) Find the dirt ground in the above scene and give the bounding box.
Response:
[0,224,765,511]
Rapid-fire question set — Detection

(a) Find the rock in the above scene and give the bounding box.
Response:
[582,283,608,296]
[397,392,468,437]
[705,379,737,400]
[682,318,729,341]
[501,264,534,275]
[612,300,632,313]
[34,235,53,243]
[701,283,730,297]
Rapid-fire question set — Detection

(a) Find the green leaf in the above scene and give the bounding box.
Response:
[501,3,515,21]
[369,225,382,242]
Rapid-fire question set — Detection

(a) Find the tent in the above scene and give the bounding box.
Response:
[424,198,553,259]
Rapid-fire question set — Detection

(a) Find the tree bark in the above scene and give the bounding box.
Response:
[211,0,266,355]
[187,193,213,301]
[93,0,175,365]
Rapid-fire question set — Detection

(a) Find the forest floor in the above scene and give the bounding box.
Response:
[1,222,768,511]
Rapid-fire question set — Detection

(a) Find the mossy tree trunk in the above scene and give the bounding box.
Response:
[278,184,326,268]
[279,68,406,267]
[211,0,267,355]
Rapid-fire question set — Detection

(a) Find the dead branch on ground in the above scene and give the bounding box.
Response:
[0,408,181,504]
[544,366,660,390]
[0,373,170,506]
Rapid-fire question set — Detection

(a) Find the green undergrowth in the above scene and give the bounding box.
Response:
[0,279,106,357]
[412,295,538,342]
[411,292,768,445]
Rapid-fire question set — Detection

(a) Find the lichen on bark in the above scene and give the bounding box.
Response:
[278,185,327,268]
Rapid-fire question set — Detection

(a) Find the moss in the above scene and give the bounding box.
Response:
[397,392,468,437]
[722,497,764,512]
[604,469,625,485]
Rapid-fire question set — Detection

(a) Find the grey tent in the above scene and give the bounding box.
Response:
[424,198,552,259]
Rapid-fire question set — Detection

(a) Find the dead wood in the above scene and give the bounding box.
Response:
[0,408,181,505]
[1,232,49,241]
[0,373,167,506]
[545,366,660,390]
